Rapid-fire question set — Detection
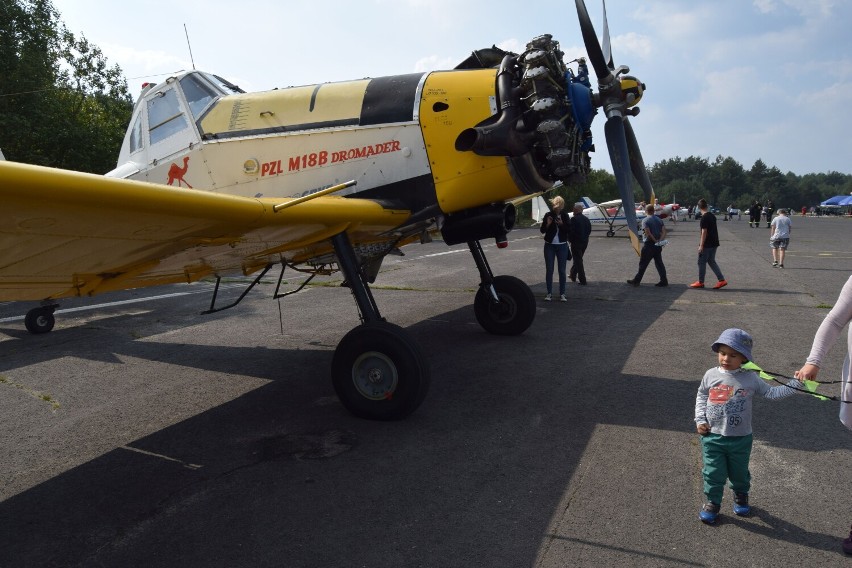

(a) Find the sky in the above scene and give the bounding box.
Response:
[53,0,852,176]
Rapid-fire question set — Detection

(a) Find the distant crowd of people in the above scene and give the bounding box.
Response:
[539,197,794,294]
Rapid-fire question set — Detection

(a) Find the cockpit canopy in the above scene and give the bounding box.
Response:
[112,71,243,175]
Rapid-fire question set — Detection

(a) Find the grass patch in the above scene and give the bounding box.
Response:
[0,373,61,411]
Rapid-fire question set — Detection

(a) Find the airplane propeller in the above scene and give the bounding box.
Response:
[575,0,654,252]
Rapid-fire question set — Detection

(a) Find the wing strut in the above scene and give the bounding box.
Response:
[201,264,275,315]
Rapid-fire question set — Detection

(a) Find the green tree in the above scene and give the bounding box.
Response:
[0,0,132,173]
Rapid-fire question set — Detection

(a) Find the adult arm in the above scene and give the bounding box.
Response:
[796,275,852,380]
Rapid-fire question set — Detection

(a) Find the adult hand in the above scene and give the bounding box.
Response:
[795,363,820,381]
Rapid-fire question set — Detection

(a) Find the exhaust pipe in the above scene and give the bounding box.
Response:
[454,55,533,157]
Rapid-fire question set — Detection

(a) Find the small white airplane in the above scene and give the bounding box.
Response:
[570,197,646,237]
[562,197,680,237]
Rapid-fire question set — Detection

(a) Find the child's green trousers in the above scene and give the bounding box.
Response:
[700,433,753,504]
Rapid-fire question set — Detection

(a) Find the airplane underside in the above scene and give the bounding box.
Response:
[10,0,653,421]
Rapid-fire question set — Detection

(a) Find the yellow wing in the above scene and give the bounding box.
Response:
[0,161,412,301]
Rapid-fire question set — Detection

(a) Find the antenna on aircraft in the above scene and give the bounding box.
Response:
[184,24,196,70]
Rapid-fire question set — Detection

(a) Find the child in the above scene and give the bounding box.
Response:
[694,328,804,524]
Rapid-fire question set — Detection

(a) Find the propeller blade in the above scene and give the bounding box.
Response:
[624,118,655,205]
[575,0,612,81]
[605,115,640,254]
[602,0,614,69]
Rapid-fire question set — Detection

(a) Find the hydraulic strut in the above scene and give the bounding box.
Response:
[468,240,500,303]
[332,232,383,324]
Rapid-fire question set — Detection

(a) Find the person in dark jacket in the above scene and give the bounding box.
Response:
[568,203,592,285]
[764,200,774,228]
[749,201,762,228]
[540,195,572,301]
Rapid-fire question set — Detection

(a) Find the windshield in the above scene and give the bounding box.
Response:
[201,72,245,95]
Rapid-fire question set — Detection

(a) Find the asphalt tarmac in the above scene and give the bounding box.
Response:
[1,214,851,567]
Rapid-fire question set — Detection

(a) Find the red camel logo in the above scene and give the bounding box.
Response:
[167,156,192,188]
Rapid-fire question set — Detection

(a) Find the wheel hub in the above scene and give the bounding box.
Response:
[489,295,517,323]
[352,351,398,400]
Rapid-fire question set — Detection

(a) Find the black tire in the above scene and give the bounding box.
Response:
[331,321,430,420]
[606,230,615,237]
[474,275,536,336]
[24,308,55,334]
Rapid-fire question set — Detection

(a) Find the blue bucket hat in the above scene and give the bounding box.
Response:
[712,328,753,362]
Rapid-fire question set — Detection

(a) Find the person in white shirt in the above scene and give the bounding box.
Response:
[769,208,792,267]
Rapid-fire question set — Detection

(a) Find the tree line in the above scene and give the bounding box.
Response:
[532,154,852,222]
[0,0,132,174]
[2,0,851,212]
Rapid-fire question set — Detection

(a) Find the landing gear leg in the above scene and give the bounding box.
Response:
[469,240,536,335]
[25,303,58,334]
[330,232,430,420]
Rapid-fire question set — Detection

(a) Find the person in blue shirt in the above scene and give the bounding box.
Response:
[626,204,668,287]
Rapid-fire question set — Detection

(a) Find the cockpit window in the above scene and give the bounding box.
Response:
[179,74,218,118]
[128,113,143,154]
[147,88,189,145]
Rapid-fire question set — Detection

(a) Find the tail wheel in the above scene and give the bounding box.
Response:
[25,307,55,334]
[474,275,536,336]
[332,321,430,420]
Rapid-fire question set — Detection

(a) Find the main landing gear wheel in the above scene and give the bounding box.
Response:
[474,275,536,336]
[331,321,430,421]
[24,307,55,334]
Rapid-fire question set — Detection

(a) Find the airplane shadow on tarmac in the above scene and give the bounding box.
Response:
[0,279,846,567]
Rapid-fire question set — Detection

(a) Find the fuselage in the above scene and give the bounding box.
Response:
[108,69,558,221]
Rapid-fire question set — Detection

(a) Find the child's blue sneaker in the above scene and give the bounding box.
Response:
[699,502,720,524]
[733,492,751,516]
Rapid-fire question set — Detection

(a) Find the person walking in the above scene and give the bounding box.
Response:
[769,208,792,268]
[690,199,727,289]
[749,201,762,228]
[540,195,571,301]
[626,203,668,287]
[568,203,592,285]
[795,275,852,554]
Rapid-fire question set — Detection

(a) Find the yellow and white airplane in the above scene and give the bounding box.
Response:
[0,0,653,420]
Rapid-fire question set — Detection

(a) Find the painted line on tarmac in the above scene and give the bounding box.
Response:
[0,284,243,323]
[121,445,203,470]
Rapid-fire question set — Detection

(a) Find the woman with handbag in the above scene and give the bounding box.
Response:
[540,196,572,302]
